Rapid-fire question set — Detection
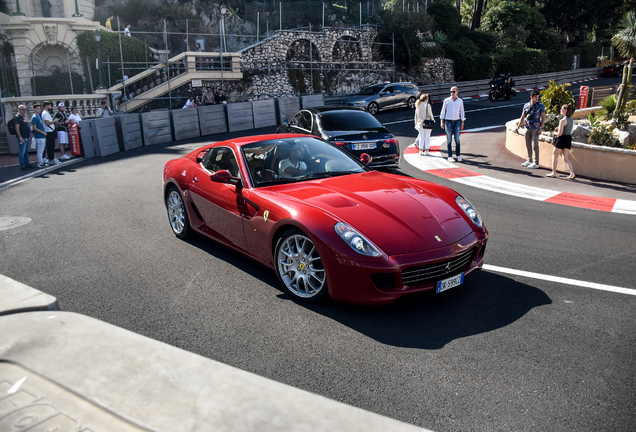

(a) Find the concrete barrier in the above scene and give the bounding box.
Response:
[198,104,228,136]
[173,108,202,140]
[0,274,59,315]
[277,97,300,123]
[115,113,144,151]
[141,110,173,146]
[301,94,324,109]
[0,271,430,432]
[252,99,278,128]
[506,120,636,184]
[77,117,120,158]
[227,101,255,132]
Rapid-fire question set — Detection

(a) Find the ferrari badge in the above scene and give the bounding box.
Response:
[435,235,442,242]
[263,210,269,222]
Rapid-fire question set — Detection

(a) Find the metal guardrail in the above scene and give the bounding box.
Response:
[324,67,603,105]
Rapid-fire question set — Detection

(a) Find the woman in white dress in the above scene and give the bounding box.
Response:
[414,93,434,156]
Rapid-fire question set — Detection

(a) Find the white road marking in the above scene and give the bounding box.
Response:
[612,199,636,215]
[483,264,636,296]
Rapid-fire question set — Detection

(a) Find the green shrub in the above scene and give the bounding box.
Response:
[543,113,562,132]
[588,124,615,146]
[443,38,494,80]
[540,80,576,115]
[31,71,85,96]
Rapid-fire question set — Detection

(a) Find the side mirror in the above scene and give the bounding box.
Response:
[210,170,242,187]
[196,150,207,164]
[281,120,289,127]
[360,153,372,165]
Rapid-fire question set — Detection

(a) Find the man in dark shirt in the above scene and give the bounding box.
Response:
[14,105,33,170]
[54,102,71,160]
[214,88,227,104]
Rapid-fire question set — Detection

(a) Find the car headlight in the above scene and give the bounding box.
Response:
[456,196,483,228]
[334,222,382,257]
[354,101,366,105]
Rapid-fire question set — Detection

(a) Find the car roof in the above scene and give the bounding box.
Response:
[302,106,366,114]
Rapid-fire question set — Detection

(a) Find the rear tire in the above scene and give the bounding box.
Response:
[407,97,416,109]
[367,102,379,115]
[166,185,191,239]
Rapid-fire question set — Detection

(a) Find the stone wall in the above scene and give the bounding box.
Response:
[235,27,455,100]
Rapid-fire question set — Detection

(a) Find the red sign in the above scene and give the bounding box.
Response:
[69,123,81,156]
[578,86,589,110]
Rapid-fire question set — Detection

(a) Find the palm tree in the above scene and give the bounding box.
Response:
[612,11,636,58]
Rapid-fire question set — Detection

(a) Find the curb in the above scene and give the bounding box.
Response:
[0,157,85,191]
[403,135,636,215]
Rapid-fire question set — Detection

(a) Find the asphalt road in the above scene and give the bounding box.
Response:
[1,76,634,431]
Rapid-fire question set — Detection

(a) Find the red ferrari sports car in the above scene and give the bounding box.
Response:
[163,134,488,305]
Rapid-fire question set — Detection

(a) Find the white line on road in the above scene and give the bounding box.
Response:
[483,264,636,296]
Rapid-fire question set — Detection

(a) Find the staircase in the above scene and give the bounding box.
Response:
[111,51,241,113]
[0,131,10,156]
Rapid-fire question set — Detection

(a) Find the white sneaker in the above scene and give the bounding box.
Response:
[448,157,455,162]
[42,158,49,165]
[51,158,60,165]
[527,162,539,169]
[457,156,463,162]
[419,150,424,156]
[424,150,430,156]
[521,160,531,167]
[60,154,71,160]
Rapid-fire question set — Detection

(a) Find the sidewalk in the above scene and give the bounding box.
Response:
[0,149,81,187]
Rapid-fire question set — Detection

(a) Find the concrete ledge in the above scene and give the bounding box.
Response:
[0,311,430,432]
[0,274,59,315]
[505,120,636,184]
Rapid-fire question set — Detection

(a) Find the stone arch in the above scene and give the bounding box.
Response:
[31,42,82,76]
[332,36,361,64]
[285,39,321,63]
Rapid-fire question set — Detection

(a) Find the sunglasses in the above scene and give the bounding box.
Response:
[451,91,457,93]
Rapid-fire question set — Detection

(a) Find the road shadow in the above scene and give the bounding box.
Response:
[295,270,552,350]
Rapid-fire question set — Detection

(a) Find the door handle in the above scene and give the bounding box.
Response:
[192,176,198,183]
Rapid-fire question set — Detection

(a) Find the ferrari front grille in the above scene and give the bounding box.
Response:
[401,247,476,286]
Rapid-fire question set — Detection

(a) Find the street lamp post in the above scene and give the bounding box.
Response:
[12,0,25,16]
[94,31,105,90]
[72,0,83,17]
[220,4,227,53]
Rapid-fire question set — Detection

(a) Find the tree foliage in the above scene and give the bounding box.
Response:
[612,11,636,58]
[378,8,434,74]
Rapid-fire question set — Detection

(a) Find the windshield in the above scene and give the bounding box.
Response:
[320,110,383,131]
[242,137,370,186]
[357,84,385,96]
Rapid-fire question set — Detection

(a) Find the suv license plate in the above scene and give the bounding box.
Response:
[436,273,464,293]
[353,142,376,150]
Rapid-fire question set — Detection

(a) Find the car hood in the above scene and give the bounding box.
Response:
[269,172,473,255]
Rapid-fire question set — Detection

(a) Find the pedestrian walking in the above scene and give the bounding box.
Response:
[414,94,434,156]
[439,86,465,162]
[546,104,575,179]
[515,89,546,169]
[105,15,113,30]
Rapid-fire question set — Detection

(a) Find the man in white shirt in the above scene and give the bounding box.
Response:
[182,96,196,109]
[41,101,61,165]
[279,146,307,178]
[439,86,466,162]
[124,24,131,37]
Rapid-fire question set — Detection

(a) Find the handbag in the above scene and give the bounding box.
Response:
[421,119,436,129]
[420,103,436,129]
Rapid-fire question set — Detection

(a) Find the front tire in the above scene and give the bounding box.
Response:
[488,90,496,102]
[407,97,416,109]
[166,185,191,239]
[275,229,328,302]
[367,102,379,115]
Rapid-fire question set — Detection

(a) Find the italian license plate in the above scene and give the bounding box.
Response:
[353,142,376,150]
[436,273,464,293]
